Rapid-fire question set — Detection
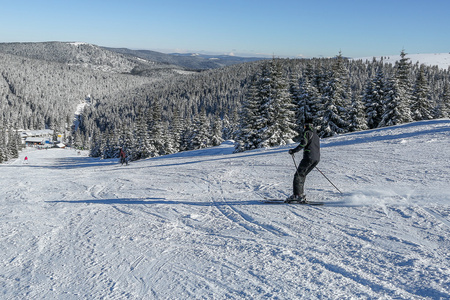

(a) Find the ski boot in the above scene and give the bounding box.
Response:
[285,194,307,203]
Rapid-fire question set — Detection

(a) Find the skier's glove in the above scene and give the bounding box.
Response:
[288,149,294,155]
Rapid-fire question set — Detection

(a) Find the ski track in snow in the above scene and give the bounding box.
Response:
[1,120,449,299]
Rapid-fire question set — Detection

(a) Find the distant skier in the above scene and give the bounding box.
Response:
[23,156,29,164]
[119,148,127,165]
[287,121,320,203]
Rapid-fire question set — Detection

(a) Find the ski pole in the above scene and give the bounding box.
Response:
[291,154,301,179]
[315,166,343,194]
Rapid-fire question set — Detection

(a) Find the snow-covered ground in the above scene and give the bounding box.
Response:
[355,53,450,70]
[1,120,449,299]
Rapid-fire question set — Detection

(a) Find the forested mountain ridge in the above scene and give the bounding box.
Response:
[0,41,190,75]
[104,47,266,70]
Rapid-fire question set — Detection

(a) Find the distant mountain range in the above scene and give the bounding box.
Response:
[103,47,266,70]
[0,42,155,74]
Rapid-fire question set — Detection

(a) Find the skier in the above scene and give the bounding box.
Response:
[23,156,29,164]
[287,121,320,203]
[119,148,127,165]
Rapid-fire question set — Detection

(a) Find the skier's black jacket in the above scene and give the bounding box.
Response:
[290,125,320,161]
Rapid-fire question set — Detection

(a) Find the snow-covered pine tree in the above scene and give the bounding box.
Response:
[320,53,351,137]
[179,118,193,151]
[228,106,240,141]
[411,64,433,121]
[221,114,233,141]
[89,127,102,158]
[160,125,177,155]
[379,77,413,127]
[396,50,412,82]
[7,129,21,159]
[147,99,165,156]
[234,74,263,152]
[256,59,296,148]
[395,49,413,110]
[133,111,152,160]
[189,106,210,149]
[169,107,184,152]
[348,94,368,132]
[101,130,118,159]
[72,129,84,149]
[210,117,224,147]
[363,67,386,129]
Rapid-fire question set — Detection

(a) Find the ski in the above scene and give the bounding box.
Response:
[261,198,324,205]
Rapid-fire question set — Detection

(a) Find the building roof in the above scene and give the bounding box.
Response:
[25,137,45,143]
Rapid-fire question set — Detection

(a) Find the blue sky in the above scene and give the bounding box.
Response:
[1,0,449,58]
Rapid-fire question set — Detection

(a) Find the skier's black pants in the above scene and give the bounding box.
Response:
[293,158,319,196]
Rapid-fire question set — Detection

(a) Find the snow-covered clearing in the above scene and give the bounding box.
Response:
[1,120,449,299]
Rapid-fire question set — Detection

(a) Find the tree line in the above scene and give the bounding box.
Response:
[235,50,450,152]
[77,51,449,160]
[1,49,449,163]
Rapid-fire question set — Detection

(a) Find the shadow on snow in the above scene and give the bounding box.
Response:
[46,197,356,207]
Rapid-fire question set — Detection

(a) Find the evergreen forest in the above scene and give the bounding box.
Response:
[1,43,449,163]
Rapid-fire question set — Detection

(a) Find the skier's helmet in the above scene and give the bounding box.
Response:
[304,118,314,129]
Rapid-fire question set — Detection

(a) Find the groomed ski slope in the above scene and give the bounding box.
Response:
[1,119,449,299]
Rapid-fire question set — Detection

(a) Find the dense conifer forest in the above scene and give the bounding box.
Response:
[1,42,449,163]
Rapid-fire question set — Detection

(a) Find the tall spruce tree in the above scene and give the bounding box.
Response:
[320,53,350,137]
[148,99,165,156]
[189,106,210,149]
[161,125,176,155]
[257,59,296,148]
[234,73,265,152]
[363,67,386,129]
[378,50,414,127]
[210,117,224,146]
[89,127,102,158]
[395,49,413,113]
[396,50,412,89]
[133,111,152,160]
[411,64,432,120]
[169,107,184,152]
[7,129,20,159]
[379,77,413,127]
[348,94,368,132]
